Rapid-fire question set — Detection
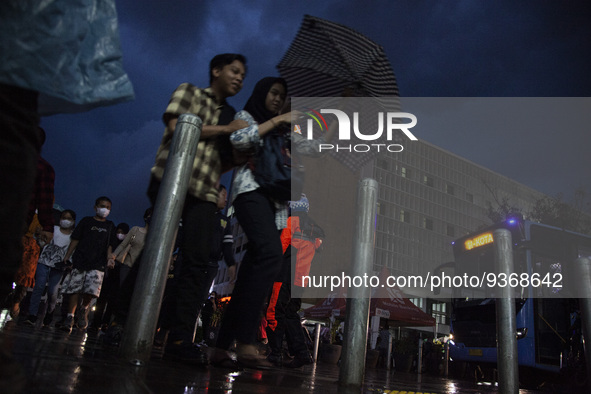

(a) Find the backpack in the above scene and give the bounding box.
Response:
[252,130,304,201]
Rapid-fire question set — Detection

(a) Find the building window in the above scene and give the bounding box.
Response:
[431,301,448,325]
[423,175,434,187]
[446,224,455,237]
[446,183,454,195]
[466,193,474,203]
[423,217,433,230]
[410,298,424,309]
[400,209,410,223]
[401,167,410,178]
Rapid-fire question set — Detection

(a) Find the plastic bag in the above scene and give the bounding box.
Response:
[0,0,134,115]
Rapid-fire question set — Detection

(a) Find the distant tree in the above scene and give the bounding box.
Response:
[486,196,523,224]
[528,188,591,235]
[482,179,591,235]
[481,179,524,224]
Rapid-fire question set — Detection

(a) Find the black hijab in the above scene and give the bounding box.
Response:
[243,77,288,124]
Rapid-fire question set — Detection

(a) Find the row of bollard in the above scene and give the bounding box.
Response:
[116,115,591,393]
[117,113,380,389]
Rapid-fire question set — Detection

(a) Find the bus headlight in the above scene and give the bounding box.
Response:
[516,327,528,339]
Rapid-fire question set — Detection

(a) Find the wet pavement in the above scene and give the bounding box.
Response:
[0,309,579,394]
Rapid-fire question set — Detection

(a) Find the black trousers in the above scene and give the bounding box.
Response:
[146,182,217,342]
[216,190,283,349]
[166,195,217,341]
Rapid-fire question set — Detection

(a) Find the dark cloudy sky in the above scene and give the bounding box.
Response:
[39,0,591,227]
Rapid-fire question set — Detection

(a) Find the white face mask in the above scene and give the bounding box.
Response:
[60,219,74,229]
[116,233,126,241]
[96,207,110,218]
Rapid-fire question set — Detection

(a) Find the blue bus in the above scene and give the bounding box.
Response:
[444,218,591,385]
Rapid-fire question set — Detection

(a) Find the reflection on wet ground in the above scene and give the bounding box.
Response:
[0,311,575,394]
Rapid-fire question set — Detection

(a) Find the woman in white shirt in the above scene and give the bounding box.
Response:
[24,209,76,326]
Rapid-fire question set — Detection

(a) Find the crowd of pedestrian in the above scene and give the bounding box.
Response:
[1,40,334,376]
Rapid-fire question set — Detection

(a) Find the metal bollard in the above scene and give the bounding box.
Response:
[339,178,378,388]
[574,257,591,391]
[120,114,203,362]
[444,341,449,377]
[386,331,393,371]
[418,339,423,375]
[313,322,321,362]
[493,229,519,394]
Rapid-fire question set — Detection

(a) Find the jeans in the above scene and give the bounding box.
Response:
[28,264,64,316]
[216,190,283,349]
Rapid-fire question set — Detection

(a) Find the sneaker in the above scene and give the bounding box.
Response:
[60,315,74,333]
[164,340,208,366]
[285,352,314,368]
[23,315,37,326]
[42,311,54,327]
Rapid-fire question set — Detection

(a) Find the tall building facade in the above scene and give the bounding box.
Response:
[371,139,548,332]
[373,139,547,283]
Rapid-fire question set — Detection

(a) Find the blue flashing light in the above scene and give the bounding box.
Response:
[507,218,518,225]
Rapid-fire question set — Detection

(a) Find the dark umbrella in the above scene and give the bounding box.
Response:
[278,15,403,171]
[277,14,399,98]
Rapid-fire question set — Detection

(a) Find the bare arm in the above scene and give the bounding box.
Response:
[256,112,294,137]
[107,244,114,269]
[63,239,79,262]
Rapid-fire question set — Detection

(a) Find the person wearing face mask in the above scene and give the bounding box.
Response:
[110,208,152,286]
[59,196,116,332]
[87,221,129,332]
[23,209,76,327]
[213,77,328,368]
[114,223,131,247]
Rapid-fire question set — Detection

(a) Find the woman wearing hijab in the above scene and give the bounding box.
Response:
[212,77,315,368]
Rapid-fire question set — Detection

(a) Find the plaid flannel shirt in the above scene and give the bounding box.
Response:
[151,84,225,203]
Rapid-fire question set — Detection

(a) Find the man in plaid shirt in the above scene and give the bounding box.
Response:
[148,53,247,365]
